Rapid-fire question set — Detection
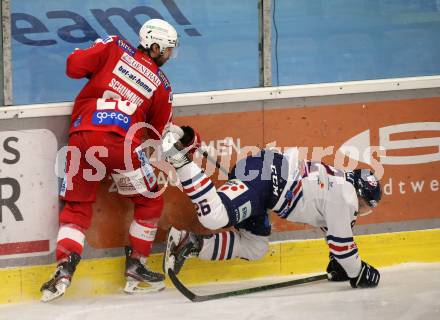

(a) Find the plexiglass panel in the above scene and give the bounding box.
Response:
[272,0,440,85]
[10,0,260,104]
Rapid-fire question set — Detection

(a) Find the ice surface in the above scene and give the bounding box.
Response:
[1,263,439,320]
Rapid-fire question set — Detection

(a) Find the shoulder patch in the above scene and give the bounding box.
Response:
[102,36,114,44]
[90,35,115,48]
[218,179,248,200]
[117,39,136,56]
[157,69,171,91]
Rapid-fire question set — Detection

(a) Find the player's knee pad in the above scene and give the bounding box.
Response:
[198,229,269,261]
[236,229,269,260]
[59,201,93,230]
[198,230,240,260]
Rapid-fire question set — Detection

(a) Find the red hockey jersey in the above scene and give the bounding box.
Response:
[66,36,173,144]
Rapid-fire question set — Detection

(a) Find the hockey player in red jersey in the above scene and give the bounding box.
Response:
[41,19,178,302]
[162,125,382,289]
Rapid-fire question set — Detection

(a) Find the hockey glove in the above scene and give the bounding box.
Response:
[162,124,200,169]
[180,126,201,155]
[326,255,349,281]
[350,261,380,288]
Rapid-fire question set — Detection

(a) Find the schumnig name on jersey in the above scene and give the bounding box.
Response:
[108,78,144,106]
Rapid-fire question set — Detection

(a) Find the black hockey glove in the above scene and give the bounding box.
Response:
[180,126,201,155]
[326,256,349,281]
[350,261,380,288]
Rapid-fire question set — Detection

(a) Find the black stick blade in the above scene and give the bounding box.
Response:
[168,268,328,303]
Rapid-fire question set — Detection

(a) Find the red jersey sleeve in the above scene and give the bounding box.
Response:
[146,86,173,140]
[66,37,115,79]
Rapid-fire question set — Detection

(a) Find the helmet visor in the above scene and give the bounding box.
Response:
[162,46,179,59]
[170,46,179,59]
[168,35,179,58]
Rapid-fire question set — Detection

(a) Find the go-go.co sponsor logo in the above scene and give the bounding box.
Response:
[92,110,131,131]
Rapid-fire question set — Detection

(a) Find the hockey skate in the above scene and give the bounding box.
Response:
[124,246,165,294]
[40,253,81,302]
[163,227,202,275]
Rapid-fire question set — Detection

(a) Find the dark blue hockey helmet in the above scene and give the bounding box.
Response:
[347,169,382,208]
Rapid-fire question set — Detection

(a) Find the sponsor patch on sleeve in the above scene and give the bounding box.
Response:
[103,35,114,44]
[117,39,136,56]
[157,69,171,91]
[236,200,252,222]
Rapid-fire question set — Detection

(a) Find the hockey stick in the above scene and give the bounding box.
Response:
[168,269,328,302]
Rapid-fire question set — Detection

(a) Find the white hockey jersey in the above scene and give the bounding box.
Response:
[173,147,363,277]
[272,150,361,277]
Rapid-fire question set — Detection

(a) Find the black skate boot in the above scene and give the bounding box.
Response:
[163,227,203,275]
[40,253,81,302]
[124,246,165,294]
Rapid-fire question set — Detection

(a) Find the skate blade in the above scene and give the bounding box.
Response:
[40,282,68,302]
[163,227,182,273]
[123,279,166,294]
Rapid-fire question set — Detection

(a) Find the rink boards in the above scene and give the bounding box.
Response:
[0,228,439,304]
[1,78,440,303]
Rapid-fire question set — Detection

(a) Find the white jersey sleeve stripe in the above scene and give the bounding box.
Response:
[187,182,215,200]
[181,171,205,188]
[184,177,211,196]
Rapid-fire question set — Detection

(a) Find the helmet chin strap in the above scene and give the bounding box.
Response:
[358,208,373,217]
[357,196,373,216]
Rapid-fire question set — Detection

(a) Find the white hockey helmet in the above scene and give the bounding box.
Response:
[139,19,178,55]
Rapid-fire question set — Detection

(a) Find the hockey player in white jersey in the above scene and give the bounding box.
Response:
[162,124,382,289]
